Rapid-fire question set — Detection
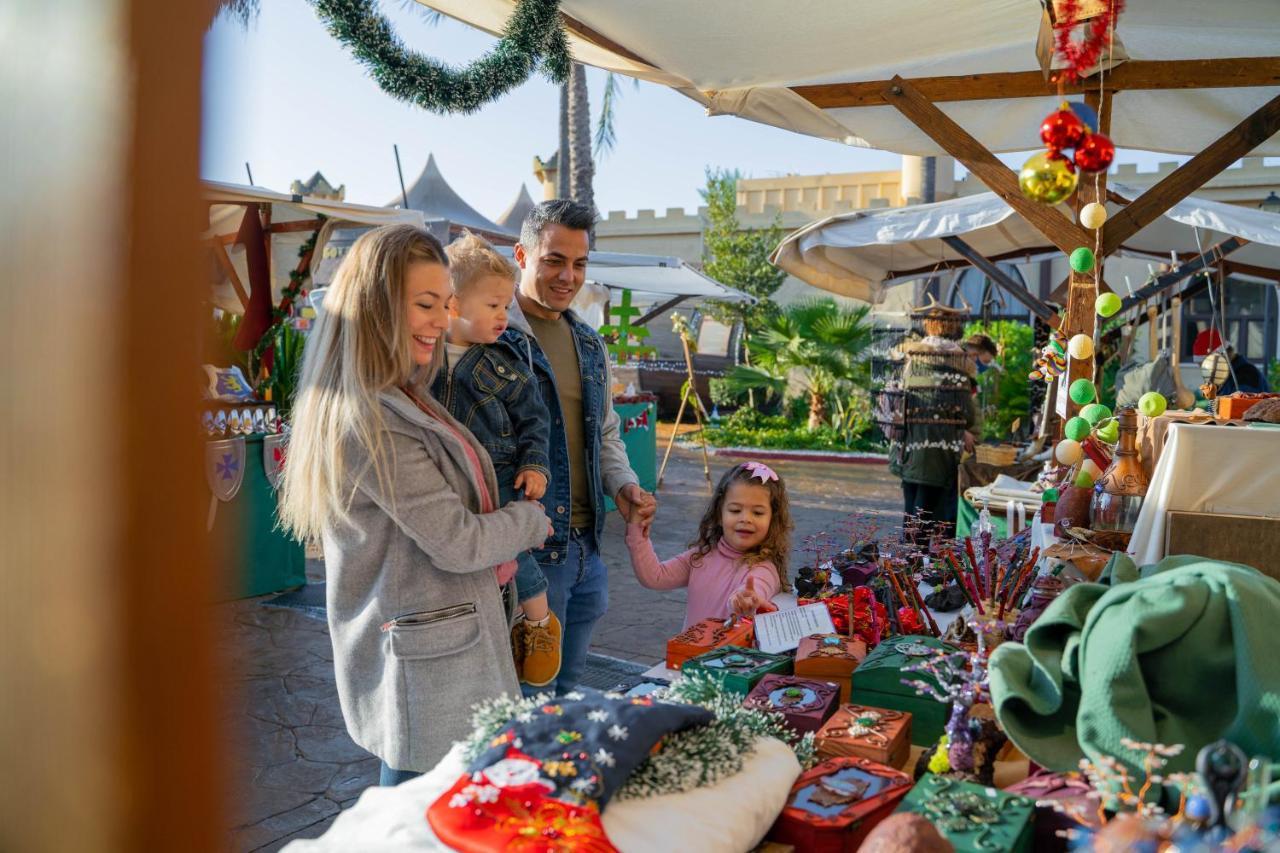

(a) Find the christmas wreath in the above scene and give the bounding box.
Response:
[309,0,571,113]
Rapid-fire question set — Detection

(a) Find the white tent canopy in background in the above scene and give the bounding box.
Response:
[772,184,1280,303]
[204,180,426,313]
[418,0,1280,157]
[493,247,757,303]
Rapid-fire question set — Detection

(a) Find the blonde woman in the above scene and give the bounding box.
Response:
[279,225,550,785]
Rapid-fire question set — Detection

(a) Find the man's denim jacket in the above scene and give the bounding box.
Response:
[502,307,639,567]
[429,337,551,506]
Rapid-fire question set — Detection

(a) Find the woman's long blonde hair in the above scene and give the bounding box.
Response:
[278,224,448,541]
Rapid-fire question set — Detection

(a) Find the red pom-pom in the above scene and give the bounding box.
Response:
[897,606,924,635]
[1073,132,1115,173]
[1040,108,1087,151]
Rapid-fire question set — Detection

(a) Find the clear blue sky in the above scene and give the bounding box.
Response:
[202,1,1205,218]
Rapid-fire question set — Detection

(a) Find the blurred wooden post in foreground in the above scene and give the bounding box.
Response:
[1,1,222,850]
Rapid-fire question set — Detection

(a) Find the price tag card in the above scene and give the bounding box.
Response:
[752,603,837,655]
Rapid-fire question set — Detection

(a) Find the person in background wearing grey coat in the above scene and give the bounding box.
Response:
[278,225,551,786]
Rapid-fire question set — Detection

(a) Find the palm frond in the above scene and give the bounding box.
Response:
[214,0,259,27]
[594,72,622,159]
[397,0,445,25]
[723,365,788,399]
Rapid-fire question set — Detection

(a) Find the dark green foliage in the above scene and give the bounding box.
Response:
[699,168,786,332]
[703,408,885,454]
[308,0,570,113]
[964,320,1034,441]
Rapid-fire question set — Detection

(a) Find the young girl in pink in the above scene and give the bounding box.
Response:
[625,461,793,628]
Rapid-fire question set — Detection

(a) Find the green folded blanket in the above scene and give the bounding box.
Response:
[989,554,1280,790]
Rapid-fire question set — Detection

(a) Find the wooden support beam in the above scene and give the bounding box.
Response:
[269,218,325,234]
[1119,236,1248,311]
[1102,92,1280,255]
[634,295,688,327]
[940,236,1057,324]
[791,58,1280,108]
[209,240,250,309]
[882,76,1091,255]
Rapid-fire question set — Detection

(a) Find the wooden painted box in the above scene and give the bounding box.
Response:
[1004,770,1098,853]
[681,645,792,695]
[795,634,867,703]
[895,773,1035,853]
[767,756,913,852]
[665,617,754,670]
[744,674,841,735]
[849,634,957,746]
[815,703,912,768]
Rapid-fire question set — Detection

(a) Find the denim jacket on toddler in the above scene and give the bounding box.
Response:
[430,333,551,505]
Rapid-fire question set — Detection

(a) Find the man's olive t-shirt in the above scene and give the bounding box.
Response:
[525,313,593,529]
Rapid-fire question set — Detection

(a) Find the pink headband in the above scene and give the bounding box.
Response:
[743,461,778,483]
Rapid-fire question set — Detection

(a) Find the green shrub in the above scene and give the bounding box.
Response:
[709,377,745,409]
[703,407,886,453]
[964,320,1034,441]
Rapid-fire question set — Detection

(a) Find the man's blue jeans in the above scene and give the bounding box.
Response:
[379,762,421,786]
[523,528,608,696]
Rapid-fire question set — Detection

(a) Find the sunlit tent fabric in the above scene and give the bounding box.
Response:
[771,185,1280,302]
[417,0,1280,157]
[494,247,757,303]
[204,180,426,311]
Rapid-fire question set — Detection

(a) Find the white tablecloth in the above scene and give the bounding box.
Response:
[283,737,799,853]
[1128,423,1280,565]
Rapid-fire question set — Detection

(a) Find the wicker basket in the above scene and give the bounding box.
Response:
[976,444,1020,466]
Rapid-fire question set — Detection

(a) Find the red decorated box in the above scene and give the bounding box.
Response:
[795,634,867,703]
[665,617,754,670]
[814,703,911,768]
[744,674,841,735]
[767,756,913,852]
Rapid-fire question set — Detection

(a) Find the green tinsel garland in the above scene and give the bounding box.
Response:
[251,218,324,395]
[462,675,815,802]
[309,0,571,113]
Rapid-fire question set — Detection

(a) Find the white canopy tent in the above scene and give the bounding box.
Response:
[419,1,1280,158]
[204,180,426,313]
[773,184,1280,303]
[492,247,756,302]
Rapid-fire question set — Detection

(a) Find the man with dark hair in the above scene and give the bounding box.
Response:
[503,199,656,694]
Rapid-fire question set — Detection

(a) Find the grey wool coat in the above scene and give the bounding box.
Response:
[321,387,550,772]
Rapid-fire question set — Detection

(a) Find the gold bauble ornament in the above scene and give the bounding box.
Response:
[1080,202,1108,229]
[1019,151,1079,205]
[1068,334,1094,360]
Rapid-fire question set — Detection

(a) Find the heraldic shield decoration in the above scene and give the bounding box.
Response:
[205,436,247,503]
[262,433,286,491]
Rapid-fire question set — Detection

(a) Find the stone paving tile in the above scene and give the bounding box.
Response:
[222,447,899,850]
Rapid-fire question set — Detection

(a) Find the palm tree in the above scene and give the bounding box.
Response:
[566,63,594,213]
[725,299,876,431]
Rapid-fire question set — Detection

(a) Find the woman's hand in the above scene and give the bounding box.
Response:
[515,469,548,501]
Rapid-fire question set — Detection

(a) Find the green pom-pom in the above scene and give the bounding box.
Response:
[1096,420,1119,444]
[1096,292,1121,317]
[1070,247,1096,273]
[1074,470,1095,488]
[1065,416,1092,441]
[1139,391,1168,418]
[1080,403,1111,425]
[1069,378,1096,405]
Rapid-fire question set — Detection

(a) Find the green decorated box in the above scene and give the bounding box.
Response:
[849,635,957,746]
[681,645,793,696]
[895,773,1035,853]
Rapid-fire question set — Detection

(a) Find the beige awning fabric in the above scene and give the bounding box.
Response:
[417,0,1280,157]
[203,181,427,312]
[772,184,1280,302]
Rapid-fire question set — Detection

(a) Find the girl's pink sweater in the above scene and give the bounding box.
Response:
[624,522,780,629]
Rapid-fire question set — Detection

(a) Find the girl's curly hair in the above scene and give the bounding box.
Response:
[689,463,794,591]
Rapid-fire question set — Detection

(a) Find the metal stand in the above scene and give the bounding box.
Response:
[657,330,713,491]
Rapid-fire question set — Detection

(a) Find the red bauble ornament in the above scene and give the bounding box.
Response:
[1040,108,1087,151]
[1074,132,1116,173]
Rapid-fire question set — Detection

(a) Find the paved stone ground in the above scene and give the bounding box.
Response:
[220,445,900,851]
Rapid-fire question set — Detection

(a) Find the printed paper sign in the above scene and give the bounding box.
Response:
[753,603,837,655]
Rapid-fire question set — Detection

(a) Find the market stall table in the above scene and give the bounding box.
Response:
[1128,423,1280,569]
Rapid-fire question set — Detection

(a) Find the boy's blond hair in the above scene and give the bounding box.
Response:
[445,231,516,293]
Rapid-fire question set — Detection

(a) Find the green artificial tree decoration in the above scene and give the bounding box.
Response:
[309,0,570,114]
[598,289,656,362]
